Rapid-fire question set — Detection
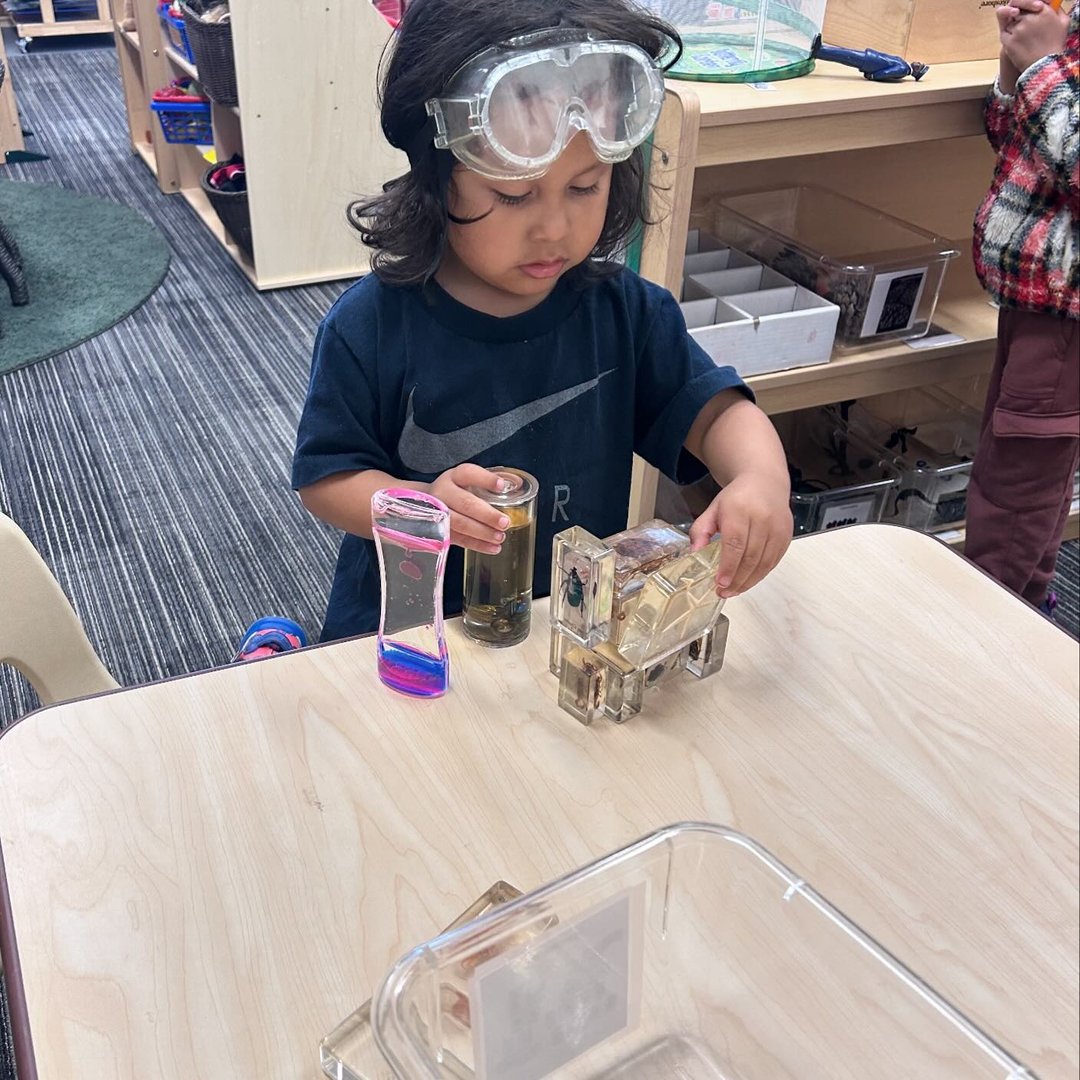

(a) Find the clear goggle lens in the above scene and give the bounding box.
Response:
[427,35,665,179]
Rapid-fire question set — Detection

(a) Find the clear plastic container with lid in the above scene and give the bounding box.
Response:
[327,823,1034,1080]
[713,186,960,347]
[777,408,901,534]
[462,467,539,647]
[641,0,827,82]
[834,387,982,532]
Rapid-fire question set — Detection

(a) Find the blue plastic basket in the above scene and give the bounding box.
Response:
[158,2,196,63]
[151,99,212,144]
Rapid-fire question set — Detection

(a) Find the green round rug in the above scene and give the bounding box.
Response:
[0,180,170,375]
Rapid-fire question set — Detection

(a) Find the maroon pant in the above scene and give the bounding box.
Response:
[965,309,1080,607]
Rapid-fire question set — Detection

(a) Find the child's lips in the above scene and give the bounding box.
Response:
[520,259,567,280]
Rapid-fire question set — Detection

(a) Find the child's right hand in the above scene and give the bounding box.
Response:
[428,464,510,555]
[997,0,1069,75]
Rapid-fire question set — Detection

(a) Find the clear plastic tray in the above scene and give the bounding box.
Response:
[777,408,901,534]
[328,824,1032,1079]
[712,186,960,347]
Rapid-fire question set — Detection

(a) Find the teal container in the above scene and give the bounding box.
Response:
[644,0,828,83]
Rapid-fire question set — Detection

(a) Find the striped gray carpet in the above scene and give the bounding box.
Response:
[0,37,346,726]
[0,32,1078,1080]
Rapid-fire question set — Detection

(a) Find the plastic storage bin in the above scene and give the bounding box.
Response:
[151,80,212,145]
[158,1,196,63]
[679,231,839,376]
[640,0,827,82]
[778,407,901,534]
[322,823,1033,1079]
[714,186,960,347]
[836,387,982,532]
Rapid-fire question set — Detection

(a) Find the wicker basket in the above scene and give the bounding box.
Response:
[181,3,238,107]
[200,163,253,261]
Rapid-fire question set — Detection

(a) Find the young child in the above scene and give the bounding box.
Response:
[967,0,1078,617]
[292,0,793,643]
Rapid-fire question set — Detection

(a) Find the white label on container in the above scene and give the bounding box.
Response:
[860,266,929,338]
[820,498,876,530]
[471,885,644,1080]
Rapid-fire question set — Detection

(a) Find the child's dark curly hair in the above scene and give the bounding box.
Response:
[350,0,681,286]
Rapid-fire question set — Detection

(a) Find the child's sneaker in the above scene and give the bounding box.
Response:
[233,617,307,662]
[1038,591,1059,622]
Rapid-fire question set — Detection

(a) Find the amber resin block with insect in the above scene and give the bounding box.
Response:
[549,519,729,725]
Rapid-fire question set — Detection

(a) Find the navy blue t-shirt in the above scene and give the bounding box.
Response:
[292,265,748,642]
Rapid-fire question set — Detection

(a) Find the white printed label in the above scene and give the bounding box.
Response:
[861,267,929,338]
[471,886,644,1080]
[820,498,876,530]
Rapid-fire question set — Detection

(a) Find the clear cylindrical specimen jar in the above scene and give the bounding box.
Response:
[462,468,539,647]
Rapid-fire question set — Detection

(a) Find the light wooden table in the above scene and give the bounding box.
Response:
[0,525,1077,1079]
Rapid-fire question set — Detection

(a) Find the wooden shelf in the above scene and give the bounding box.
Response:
[629,60,1007,526]
[748,272,997,415]
[682,60,998,166]
[14,0,111,38]
[115,21,139,48]
[164,46,198,82]
[15,17,112,38]
[179,183,257,285]
[111,0,404,289]
[132,138,157,176]
[0,27,24,156]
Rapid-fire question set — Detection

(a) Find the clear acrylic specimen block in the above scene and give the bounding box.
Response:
[550,527,616,648]
[365,823,1033,1080]
[616,540,726,670]
[606,519,692,588]
[687,615,730,680]
[557,643,609,726]
[371,488,451,698]
[320,881,523,1080]
[549,521,728,725]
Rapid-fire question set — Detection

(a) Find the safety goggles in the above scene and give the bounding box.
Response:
[425,29,666,180]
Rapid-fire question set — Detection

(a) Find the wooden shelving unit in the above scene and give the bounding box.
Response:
[110,0,405,289]
[632,59,1079,543]
[8,0,112,44]
[0,25,25,156]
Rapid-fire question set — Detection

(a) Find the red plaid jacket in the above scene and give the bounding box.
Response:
[973,7,1079,319]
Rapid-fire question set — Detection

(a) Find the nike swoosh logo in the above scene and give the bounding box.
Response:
[397,370,615,475]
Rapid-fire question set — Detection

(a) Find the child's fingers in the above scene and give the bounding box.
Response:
[449,463,511,497]
[688,513,719,551]
[731,535,788,596]
[446,488,509,534]
[449,511,505,553]
[433,465,512,535]
[715,527,748,594]
[724,528,767,597]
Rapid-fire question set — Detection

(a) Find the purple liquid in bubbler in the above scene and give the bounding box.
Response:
[372,489,451,698]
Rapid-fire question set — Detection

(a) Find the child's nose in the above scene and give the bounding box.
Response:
[530,200,571,244]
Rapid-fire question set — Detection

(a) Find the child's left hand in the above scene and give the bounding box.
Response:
[999,0,1070,74]
[688,471,793,599]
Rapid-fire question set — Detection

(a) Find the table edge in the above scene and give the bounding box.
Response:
[0,521,1071,1080]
